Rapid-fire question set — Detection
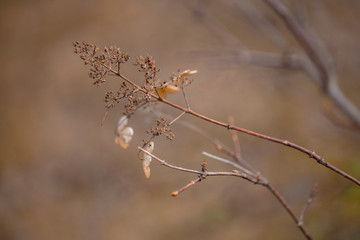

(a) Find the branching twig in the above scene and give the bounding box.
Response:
[298,182,318,227]
[169,111,186,125]
[265,183,313,240]
[193,1,360,128]
[171,177,202,197]
[264,0,360,127]
[228,116,242,160]
[171,159,207,197]
[202,151,255,177]
[137,147,261,183]
[158,96,360,186]
[75,41,359,239]
[139,147,313,240]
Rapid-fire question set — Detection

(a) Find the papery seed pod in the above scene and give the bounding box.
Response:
[115,115,134,149]
[179,69,198,82]
[145,141,154,153]
[117,115,128,131]
[142,142,154,179]
[115,126,134,149]
[180,69,198,76]
[143,154,152,179]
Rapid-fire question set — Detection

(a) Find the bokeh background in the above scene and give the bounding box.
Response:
[1,0,360,239]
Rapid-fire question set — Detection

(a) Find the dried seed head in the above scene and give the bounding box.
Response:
[73,41,130,86]
[146,118,174,140]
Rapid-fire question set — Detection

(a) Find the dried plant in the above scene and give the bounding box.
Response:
[73,3,360,238]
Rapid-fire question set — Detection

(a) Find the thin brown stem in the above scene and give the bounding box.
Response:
[228,116,242,160]
[138,147,312,239]
[169,111,186,125]
[137,147,261,183]
[265,183,313,240]
[298,183,318,226]
[202,151,255,177]
[171,177,202,197]
[158,97,360,186]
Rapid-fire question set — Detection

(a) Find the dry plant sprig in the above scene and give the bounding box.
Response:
[74,41,359,240]
[73,41,360,187]
[149,111,315,239]
[196,113,315,239]
[202,123,315,240]
[137,147,264,184]
[159,95,360,186]
[298,182,318,227]
[171,159,207,197]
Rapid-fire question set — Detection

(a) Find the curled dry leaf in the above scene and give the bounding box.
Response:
[115,115,134,149]
[142,141,154,179]
[154,69,197,99]
[156,84,180,99]
[179,69,198,83]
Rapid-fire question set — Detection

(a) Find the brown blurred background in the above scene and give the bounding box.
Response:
[1,0,360,239]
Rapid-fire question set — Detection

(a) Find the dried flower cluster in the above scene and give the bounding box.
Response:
[73,41,130,86]
[146,117,175,140]
[134,55,160,91]
[74,42,191,172]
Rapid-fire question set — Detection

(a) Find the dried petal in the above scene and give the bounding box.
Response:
[142,142,154,179]
[163,85,180,93]
[143,154,152,179]
[115,126,134,149]
[156,88,167,99]
[143,165,151,179]
[180,69,198,77]
[145,141,154,153]
[117,115,128,131]
[179,69,198,82]
[155,84,180,99]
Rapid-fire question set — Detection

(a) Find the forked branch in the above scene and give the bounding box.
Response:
[138,147,313,240]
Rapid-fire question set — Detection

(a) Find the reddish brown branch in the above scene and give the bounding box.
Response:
[298,183,318,226]
[137,147,262,184]
[266,183,313,240]
[139,147,313,240]
[171,177,202,197]
[159,97,360,186]
[228,116,242,160]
